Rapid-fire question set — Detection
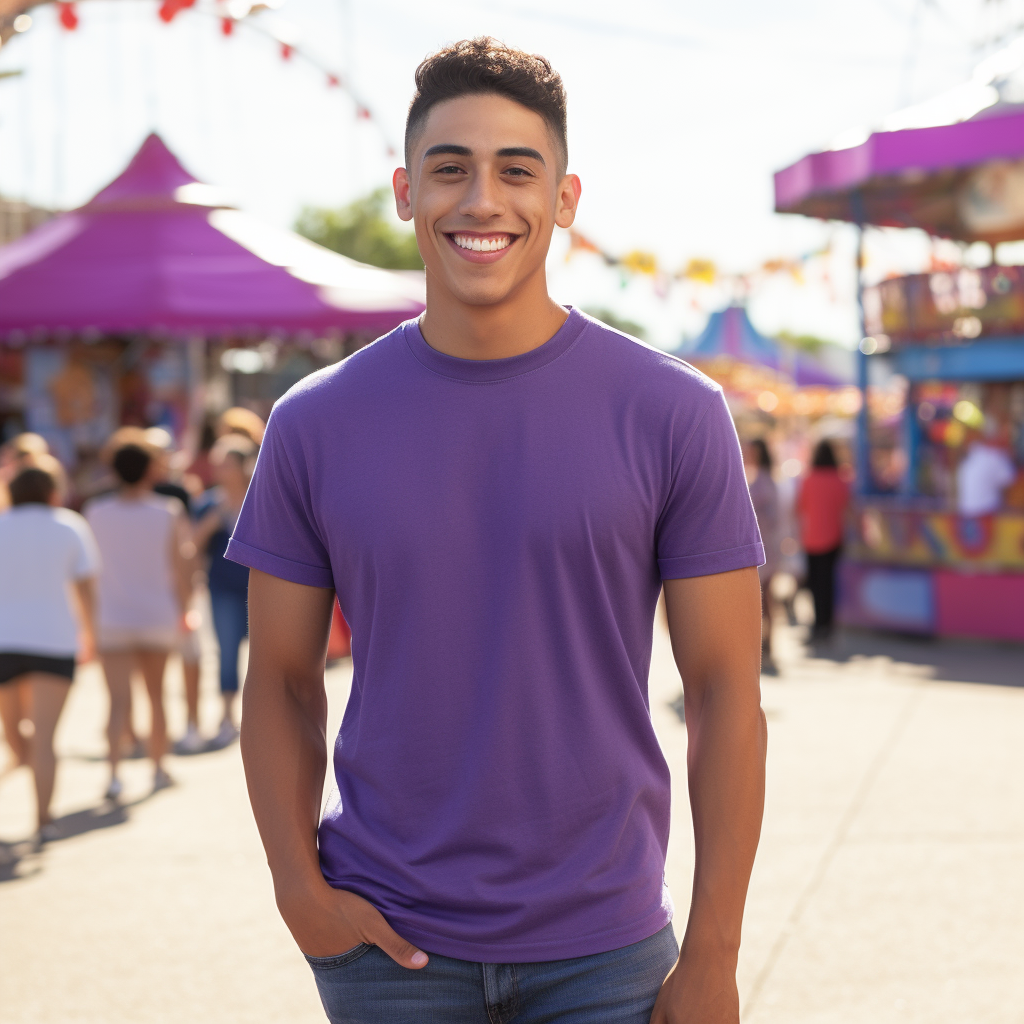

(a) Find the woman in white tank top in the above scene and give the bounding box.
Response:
[86,440,190,797]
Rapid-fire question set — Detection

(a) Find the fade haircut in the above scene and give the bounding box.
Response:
[405,38,568,175]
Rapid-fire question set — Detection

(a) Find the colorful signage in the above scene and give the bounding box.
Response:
[851,502,1024,571]
[864,265,1024,345]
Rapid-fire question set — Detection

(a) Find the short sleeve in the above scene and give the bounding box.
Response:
[656,389,765,580]
[70,513,101,580]
[225,407,335,589]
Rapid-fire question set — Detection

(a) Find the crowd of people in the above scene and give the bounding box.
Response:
[0,409,263,840]
[743,435,851,660]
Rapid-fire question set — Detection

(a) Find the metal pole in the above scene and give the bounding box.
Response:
[853,201,871,496]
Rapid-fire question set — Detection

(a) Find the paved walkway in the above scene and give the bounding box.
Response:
[1,612,1022,1023]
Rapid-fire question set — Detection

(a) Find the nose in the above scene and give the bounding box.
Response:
[458,168,505,222]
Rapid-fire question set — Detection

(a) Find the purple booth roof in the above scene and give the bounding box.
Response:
[0,133,424,339]
[774,105,1024,242]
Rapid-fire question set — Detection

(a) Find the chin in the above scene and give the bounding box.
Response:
[436,272,521,308]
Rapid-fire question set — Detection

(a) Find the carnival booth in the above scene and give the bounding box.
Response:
[0,134,424,470]
[775,66,1024,641]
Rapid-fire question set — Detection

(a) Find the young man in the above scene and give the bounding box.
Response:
[230,38,767,1024]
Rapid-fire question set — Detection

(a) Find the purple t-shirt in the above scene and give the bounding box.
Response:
[227,309,763,962]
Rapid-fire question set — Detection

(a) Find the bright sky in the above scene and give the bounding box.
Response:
[0,0,1018,347]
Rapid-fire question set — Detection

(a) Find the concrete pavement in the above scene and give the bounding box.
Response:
[1,610,1022,1022]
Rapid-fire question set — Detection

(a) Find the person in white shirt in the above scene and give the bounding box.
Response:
[956,438,1017,517]
[85,441,191,798]
[0,457,98,840]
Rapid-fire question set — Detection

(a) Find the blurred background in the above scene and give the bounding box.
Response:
[0,2,1022,1022]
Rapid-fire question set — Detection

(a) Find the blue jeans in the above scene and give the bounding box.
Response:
[209,588,248,693]
[305,924,678,1024]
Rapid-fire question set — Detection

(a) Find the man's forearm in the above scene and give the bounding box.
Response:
[240,665,329,898]
[682,680,767,956]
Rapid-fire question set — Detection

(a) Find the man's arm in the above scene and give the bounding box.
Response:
[241,569,429,968]
[651,566,767,1024]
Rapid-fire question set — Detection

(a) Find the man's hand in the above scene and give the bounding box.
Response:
[650,950,739,1023]
[241,570,429,973]
[277,877,428,968]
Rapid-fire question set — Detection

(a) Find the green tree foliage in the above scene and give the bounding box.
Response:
[295,188,424,270]
[776,330,829,353]
[583,308,647,340]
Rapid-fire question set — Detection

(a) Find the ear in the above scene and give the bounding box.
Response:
[393,167,413,222]
[554,173,581,230]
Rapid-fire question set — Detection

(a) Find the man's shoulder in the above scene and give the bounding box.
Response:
[576,312,721,402]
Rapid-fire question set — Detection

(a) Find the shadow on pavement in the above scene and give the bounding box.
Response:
[806,628,1024,689]
[0,789,161,884]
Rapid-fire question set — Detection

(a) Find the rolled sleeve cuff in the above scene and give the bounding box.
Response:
[225,538,335,589]
[658,541,766,581]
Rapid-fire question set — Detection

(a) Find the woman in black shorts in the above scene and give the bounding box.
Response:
[0,459,99,841]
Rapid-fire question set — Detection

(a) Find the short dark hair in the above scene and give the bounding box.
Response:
[406,37,568,173]
[9,466,56,506]
[112,443,151,485]
[750,438,773,472]
[811,440,838,469]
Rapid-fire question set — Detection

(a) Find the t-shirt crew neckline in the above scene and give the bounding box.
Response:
[403,306,587,383]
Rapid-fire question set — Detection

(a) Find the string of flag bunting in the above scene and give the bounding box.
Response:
[565,228,834,299]
[7,0,398,156]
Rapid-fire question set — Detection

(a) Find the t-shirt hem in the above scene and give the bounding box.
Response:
[659,541,766,580]
[382,906,673,964]
[224,538,334,589]
[0,644,77,659]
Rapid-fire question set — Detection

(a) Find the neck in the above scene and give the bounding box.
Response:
[419,265,568,360]
[119,483,150,499]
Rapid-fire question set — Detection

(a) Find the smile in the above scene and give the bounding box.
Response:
[443,231,520,264]
[450,233,513,252]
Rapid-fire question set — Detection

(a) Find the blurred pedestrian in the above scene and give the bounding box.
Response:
[145,428,205,755]
[0,458,99,840]
[185,418,218,491]
[956,427,1016,516]
[85,441,191,797]
[796,440,850,642]
[0,433,51,512]
[194,435,257,747]
[744,439,780,662]
[218,406,265,446]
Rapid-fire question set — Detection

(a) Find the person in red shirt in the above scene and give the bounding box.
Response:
[796,440,850,641]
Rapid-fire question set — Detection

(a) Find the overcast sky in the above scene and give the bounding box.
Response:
[0,0,1017,346]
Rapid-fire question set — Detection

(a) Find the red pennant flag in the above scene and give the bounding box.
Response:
[158,0,195,23]
[356,105,371,120]
[327,74,340,88]
[280,42,293,60]
[57,2,78,30]
[221,16,234,35]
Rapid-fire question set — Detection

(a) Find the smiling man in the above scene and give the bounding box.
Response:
[231,38,767,1024]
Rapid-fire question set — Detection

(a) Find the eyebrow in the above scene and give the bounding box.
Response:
[422,144,546,166]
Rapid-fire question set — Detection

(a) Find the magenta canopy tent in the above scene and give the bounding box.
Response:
[0,134,425,339]
[774,105,1024,242]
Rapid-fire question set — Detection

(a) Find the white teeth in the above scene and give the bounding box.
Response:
[452,234,510,252]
